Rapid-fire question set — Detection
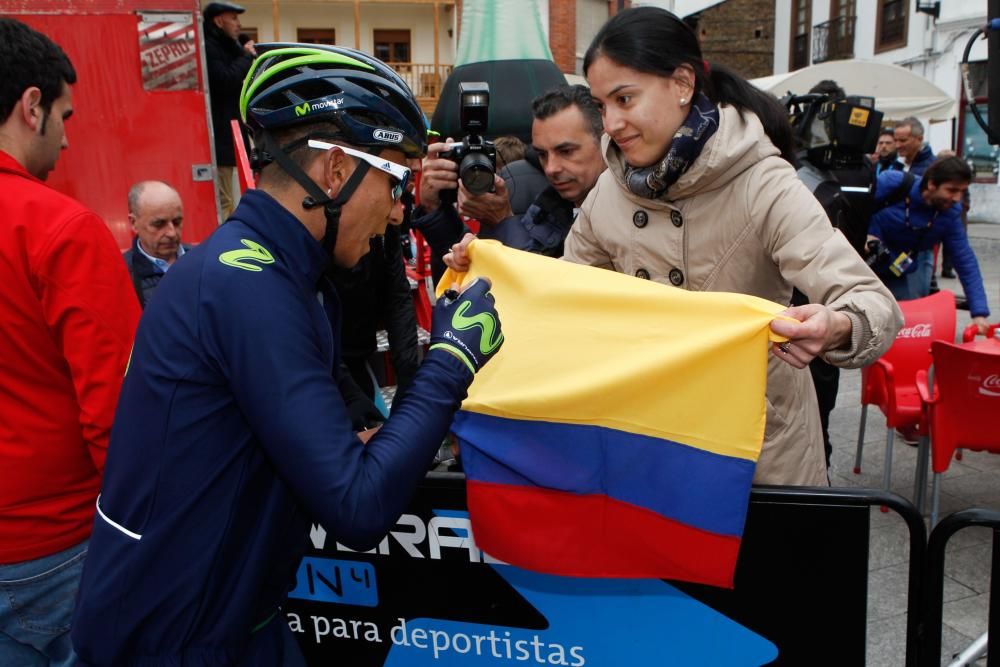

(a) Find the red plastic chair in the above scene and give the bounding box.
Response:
[916,334,1000,525]
[854,291,956,494]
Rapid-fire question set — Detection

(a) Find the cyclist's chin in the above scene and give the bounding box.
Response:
[332,238,371,269]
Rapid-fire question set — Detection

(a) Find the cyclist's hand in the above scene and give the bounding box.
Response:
[430,278,504,376]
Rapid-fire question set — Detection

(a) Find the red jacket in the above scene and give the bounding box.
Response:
[0,150,140,563]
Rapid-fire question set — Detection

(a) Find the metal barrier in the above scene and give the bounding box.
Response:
[752,486,927,667]
[922,508,1000,667]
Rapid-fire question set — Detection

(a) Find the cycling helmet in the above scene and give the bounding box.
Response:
[240,43,427,158]
[238,44,426,258]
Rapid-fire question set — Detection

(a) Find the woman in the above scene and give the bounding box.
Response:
[447,7,901,485]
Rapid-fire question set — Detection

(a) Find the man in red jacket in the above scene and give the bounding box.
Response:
[0,18,141,666]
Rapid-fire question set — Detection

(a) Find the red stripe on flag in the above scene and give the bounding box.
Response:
[467,480,741,588]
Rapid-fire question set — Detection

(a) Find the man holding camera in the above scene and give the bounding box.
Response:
[416,85,605,273]
[868,156,990,334]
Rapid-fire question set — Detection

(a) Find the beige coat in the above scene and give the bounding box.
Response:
[564,105,903,486]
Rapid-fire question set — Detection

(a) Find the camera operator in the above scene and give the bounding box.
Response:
[868,156,990,334]
[789,80,882,468]
[414,85,605,279]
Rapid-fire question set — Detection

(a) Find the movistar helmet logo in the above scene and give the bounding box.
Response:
[452,301,503,354]
[294,97,344,117]
[219,239,275,272]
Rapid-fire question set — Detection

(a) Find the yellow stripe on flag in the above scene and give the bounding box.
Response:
[439,240,789,462]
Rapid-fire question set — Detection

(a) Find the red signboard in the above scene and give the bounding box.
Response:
[2,0,219,249]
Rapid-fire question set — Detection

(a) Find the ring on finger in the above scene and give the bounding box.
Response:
[778,342,792,354]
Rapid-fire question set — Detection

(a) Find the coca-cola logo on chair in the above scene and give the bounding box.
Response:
[896,323,932,339]
[980,374,1000,397]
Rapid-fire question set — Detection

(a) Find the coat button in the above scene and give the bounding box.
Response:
[632,210,648,228]
[668,268,684,286]
[635,268,650,280]
[670,210,683,227]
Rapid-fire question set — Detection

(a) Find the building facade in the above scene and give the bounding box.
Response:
[686,0,776,80]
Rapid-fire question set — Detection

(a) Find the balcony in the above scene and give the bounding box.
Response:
[812,16,856,64]
[390,63,454,115]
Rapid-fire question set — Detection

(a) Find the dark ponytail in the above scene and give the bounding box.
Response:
[584,6,796,165]
[704,63,796,165]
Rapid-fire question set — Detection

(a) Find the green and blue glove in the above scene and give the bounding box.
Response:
[430,278,504,376]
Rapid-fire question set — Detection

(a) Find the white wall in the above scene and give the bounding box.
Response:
[772,0,789,73]
[239,1,457,65]
[575,0,607,74]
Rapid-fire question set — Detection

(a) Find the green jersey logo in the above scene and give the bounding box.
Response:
[295,102,310,117]
[219,239,275,272]
[452,301,503,355]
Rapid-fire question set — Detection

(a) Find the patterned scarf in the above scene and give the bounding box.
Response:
[624,93,720,200]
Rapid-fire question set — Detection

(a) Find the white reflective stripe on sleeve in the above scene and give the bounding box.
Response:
[840,186,871,193]
[96,495,142,540]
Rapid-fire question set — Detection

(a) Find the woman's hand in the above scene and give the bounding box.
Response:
[769,304,852,369]
[443,232,477,273]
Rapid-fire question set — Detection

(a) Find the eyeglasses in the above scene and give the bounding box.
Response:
[307,139,411,202]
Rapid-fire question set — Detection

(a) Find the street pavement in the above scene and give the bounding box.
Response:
[827,222,1000,666]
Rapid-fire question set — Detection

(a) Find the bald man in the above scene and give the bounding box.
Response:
[123,180,190,307]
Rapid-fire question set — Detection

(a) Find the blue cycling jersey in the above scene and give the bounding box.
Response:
[72,190,471,665]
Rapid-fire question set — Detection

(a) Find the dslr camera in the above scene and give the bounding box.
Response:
[440,82,497,200]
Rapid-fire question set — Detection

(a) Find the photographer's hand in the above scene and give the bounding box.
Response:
[457,176,512,226]
[420,139,459,210]
[443,233,476,273]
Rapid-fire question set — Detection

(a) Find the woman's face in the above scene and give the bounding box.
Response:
[587,55,694,168]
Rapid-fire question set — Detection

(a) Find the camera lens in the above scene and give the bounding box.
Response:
[460,153,495,195]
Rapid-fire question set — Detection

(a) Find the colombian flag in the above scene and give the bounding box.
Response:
[439,240,788,588]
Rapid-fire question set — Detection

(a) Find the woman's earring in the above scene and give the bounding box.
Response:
[680,97,688,106]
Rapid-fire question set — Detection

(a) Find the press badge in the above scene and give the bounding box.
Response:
[888,251,913,278]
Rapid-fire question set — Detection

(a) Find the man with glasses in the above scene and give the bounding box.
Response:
[73,45,504,665]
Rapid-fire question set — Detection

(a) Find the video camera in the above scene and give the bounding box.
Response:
[440,82,497,201]
[785,93,884,170]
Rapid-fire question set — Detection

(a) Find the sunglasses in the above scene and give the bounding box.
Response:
[307,139,411,202]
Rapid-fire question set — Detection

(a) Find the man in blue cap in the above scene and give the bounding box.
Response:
[204,2,256,220]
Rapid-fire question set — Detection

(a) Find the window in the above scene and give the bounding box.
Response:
[960,62,997,184]
[297,28,336,45]
[813,0,855,63]
[373,29,410,63]
[830,0,854,20]
[789,0,811,71]
[875,0,907,53]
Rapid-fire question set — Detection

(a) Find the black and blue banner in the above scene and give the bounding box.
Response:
[285,476,870,666]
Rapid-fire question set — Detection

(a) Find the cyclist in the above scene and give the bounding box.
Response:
[72,45,503,666]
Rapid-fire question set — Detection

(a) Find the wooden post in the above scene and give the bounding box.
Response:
[354,0,361,50]
[271,0,279,40]
[433,2,440,84]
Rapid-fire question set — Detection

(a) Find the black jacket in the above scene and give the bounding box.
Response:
[205,27,253,166]
[122,238,192,308]
[332,225,420,405]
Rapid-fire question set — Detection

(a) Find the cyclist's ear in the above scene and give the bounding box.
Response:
[321,146,351,199]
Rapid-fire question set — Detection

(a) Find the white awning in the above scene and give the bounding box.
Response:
[751,60,957,121]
